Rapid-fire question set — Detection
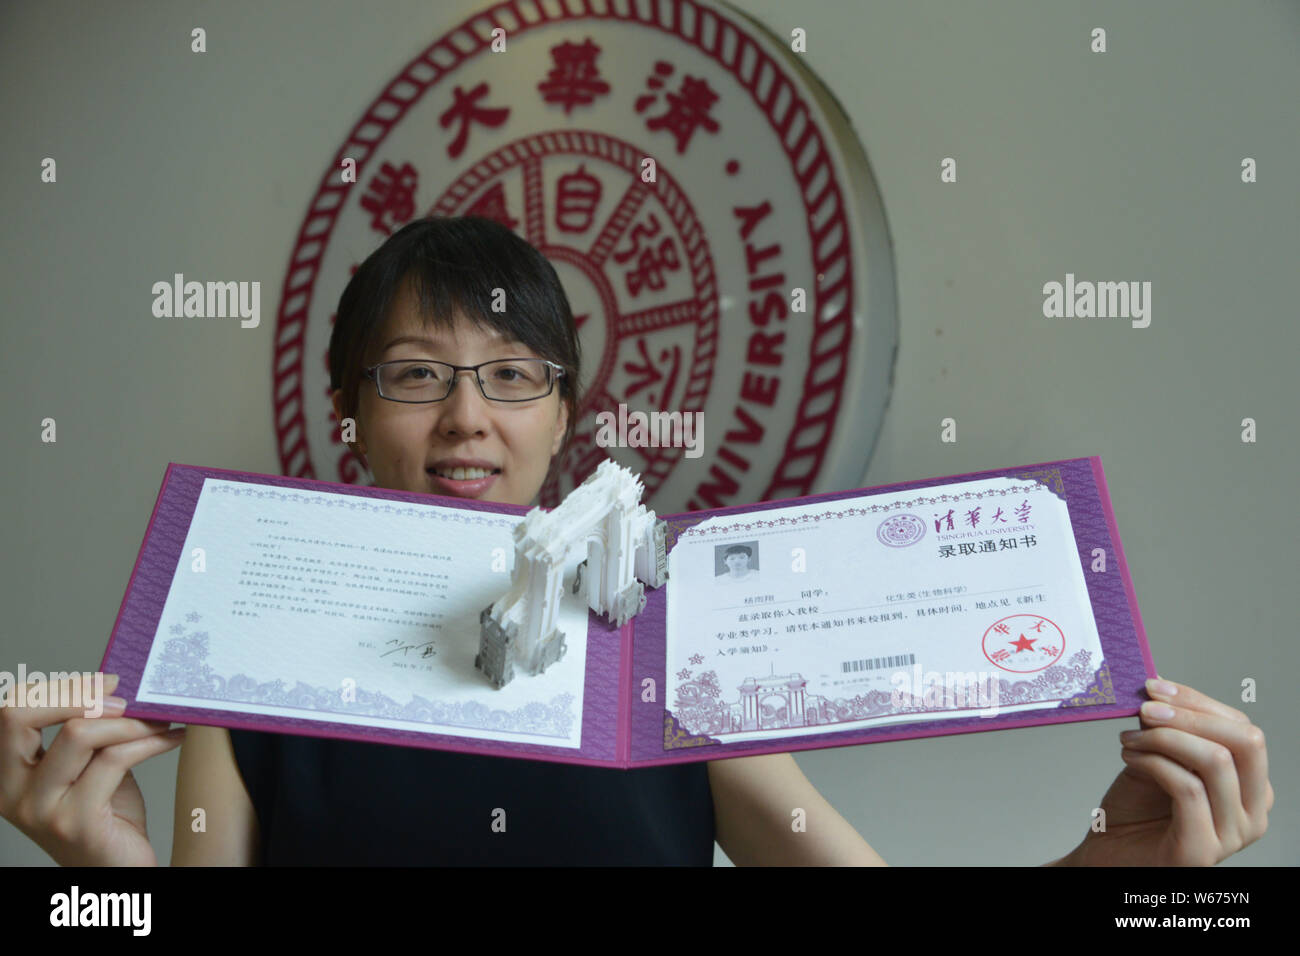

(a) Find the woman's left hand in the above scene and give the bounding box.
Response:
[1058,677,1272,866]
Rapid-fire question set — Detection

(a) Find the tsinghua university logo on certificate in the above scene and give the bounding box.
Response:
[273,0,897,512]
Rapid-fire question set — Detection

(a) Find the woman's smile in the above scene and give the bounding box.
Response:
[425,466,501,498]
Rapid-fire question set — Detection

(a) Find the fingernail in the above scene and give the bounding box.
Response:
[1119,729,1141,742]
[1146,677,1177,697]
[102,695,127,713]
[1141,701,1175,721]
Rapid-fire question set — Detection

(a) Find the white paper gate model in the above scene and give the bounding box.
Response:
[475,459,669,689]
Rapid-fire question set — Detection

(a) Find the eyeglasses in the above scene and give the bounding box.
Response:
[362,358,565,404]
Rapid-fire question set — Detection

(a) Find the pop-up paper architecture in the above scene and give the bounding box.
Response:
[475,459,668,689]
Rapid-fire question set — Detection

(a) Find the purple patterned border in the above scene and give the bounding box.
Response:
[146,609,577,735]
[631,455,1155,765]
[668,481,1044,542]
[99,462,627,766]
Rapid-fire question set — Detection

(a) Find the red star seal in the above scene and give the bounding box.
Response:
[1010,633,1037,653]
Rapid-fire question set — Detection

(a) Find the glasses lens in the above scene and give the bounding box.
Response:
[480,359,552,400]
[378,361,452,401]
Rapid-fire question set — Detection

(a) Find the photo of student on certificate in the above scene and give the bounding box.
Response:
[715,542,760,585]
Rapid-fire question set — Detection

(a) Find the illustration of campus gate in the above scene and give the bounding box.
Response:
[734,672,828,730]
[476,459,668,689]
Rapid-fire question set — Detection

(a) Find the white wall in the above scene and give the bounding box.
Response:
[1,0,1295,866]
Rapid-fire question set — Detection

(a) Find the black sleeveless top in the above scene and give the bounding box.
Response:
[228,729,716,865]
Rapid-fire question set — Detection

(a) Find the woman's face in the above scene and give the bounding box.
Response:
[331,284,569,508]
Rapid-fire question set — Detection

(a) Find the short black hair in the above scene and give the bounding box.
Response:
[725,545,752,557]
[328,215,582,466]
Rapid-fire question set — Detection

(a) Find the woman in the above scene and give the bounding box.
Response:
[0,217,1272,865]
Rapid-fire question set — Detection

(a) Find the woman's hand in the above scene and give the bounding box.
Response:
[0,672,184,866]
[1058,677,1272,866]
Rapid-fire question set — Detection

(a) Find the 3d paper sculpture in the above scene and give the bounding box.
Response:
[475,459,668,689]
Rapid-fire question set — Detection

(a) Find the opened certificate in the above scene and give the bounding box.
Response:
[100,456,1154,767]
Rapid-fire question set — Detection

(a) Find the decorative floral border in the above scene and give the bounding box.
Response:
[1062,656,1117,707]
[1015,467,1066,496]
[143,610,575,737]
[210,482,518,529]
[664,709,721,749]
[663,650,1111,749]
[663,479,1054,552]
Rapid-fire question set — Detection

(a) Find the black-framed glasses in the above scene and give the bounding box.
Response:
[362,358,565,404]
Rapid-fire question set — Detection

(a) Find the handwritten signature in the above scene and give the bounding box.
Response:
[381,638,437,659]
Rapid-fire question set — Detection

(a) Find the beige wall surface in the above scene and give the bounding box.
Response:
[1,0,1295,867]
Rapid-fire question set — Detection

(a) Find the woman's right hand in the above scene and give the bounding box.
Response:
[0,672,185,866]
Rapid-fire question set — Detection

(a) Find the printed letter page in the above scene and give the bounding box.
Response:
[665,477,1106,743]
[135,479,588,747]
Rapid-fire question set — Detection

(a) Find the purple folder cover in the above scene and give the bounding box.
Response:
[100,455,1154,767]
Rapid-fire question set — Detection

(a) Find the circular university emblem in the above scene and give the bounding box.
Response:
[876,513,925,548]
[273,0,897,512]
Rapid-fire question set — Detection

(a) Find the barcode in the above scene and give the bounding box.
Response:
[841,653,916,673]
